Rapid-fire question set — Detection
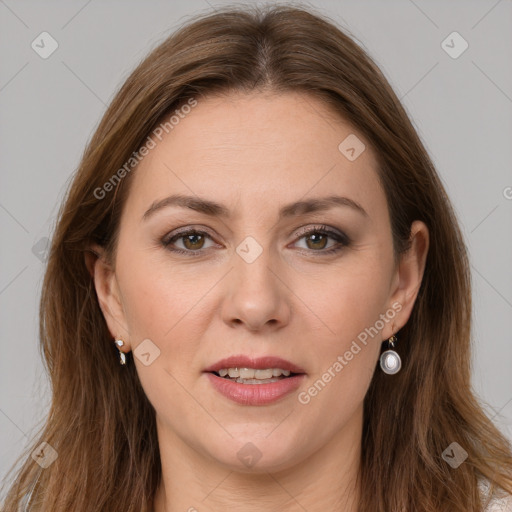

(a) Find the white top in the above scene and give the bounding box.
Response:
[484,495,512,511]
[18,477,512,510]
[480,480,512,511]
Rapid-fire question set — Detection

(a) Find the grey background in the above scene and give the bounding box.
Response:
[1,0,511,491]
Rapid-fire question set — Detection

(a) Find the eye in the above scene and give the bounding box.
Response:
[162,228,217,255]
[292,225,349,255]
[161,224,349,256]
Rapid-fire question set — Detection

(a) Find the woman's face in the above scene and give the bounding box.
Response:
[94,90,427,473]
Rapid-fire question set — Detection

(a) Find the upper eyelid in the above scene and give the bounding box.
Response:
[163,224,348,247]
[164,224,344,238]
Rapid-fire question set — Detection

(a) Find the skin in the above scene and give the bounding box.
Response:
[89,90,429,512]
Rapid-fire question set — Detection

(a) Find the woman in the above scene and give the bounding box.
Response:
[1,4,511,511]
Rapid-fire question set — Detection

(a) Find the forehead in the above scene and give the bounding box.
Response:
[125,90,385,220]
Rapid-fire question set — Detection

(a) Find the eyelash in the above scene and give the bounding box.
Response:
[161,224,350,257]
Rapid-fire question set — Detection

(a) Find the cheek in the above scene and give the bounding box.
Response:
[116,253,213,413]
[115,250,220,388]
[296,256,392,347]
[293,256,391,411]
[117,246,206,336]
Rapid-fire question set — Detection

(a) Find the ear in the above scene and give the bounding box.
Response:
[383,220,429,338]
[85,244,130,347]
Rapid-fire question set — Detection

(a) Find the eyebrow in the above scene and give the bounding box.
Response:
[142,193,368,221]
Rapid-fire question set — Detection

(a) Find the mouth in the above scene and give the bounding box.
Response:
[203,355,306,405]
[211,367,300,384]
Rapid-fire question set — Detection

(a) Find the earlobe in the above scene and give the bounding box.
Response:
[387,220,429,334]
[85,244,129,343]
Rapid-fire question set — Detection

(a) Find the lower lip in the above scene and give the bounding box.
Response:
[205,372,306,405]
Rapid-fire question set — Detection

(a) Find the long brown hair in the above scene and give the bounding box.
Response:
[2,4,511,511]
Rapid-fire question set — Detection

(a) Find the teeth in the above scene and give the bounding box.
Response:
[254,369,273,379]
[234,377,282,384]
[217,368,292,379]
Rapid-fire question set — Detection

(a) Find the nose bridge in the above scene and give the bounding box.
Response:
[221,233,290,330]
[234,234,275,286]
[234,233,279,297]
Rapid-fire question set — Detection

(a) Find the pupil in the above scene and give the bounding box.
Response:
[184,234,203,249]
[307,233,327,250]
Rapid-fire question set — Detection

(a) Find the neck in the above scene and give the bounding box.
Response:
[152,407,362,512]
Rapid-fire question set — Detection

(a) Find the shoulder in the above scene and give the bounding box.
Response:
[480,479,512,511]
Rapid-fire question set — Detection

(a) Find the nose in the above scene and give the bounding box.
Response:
[220,244,291,332]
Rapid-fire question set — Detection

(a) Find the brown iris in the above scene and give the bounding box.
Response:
[182,233,206,250]
[305,232,328,250]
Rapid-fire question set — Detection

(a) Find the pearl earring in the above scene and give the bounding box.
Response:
[380,334,401,374]
[114,339,126,366]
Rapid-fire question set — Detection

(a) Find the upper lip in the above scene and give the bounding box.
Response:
[204,355,306,374]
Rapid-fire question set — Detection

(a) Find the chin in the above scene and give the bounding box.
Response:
[204,434,305,474]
